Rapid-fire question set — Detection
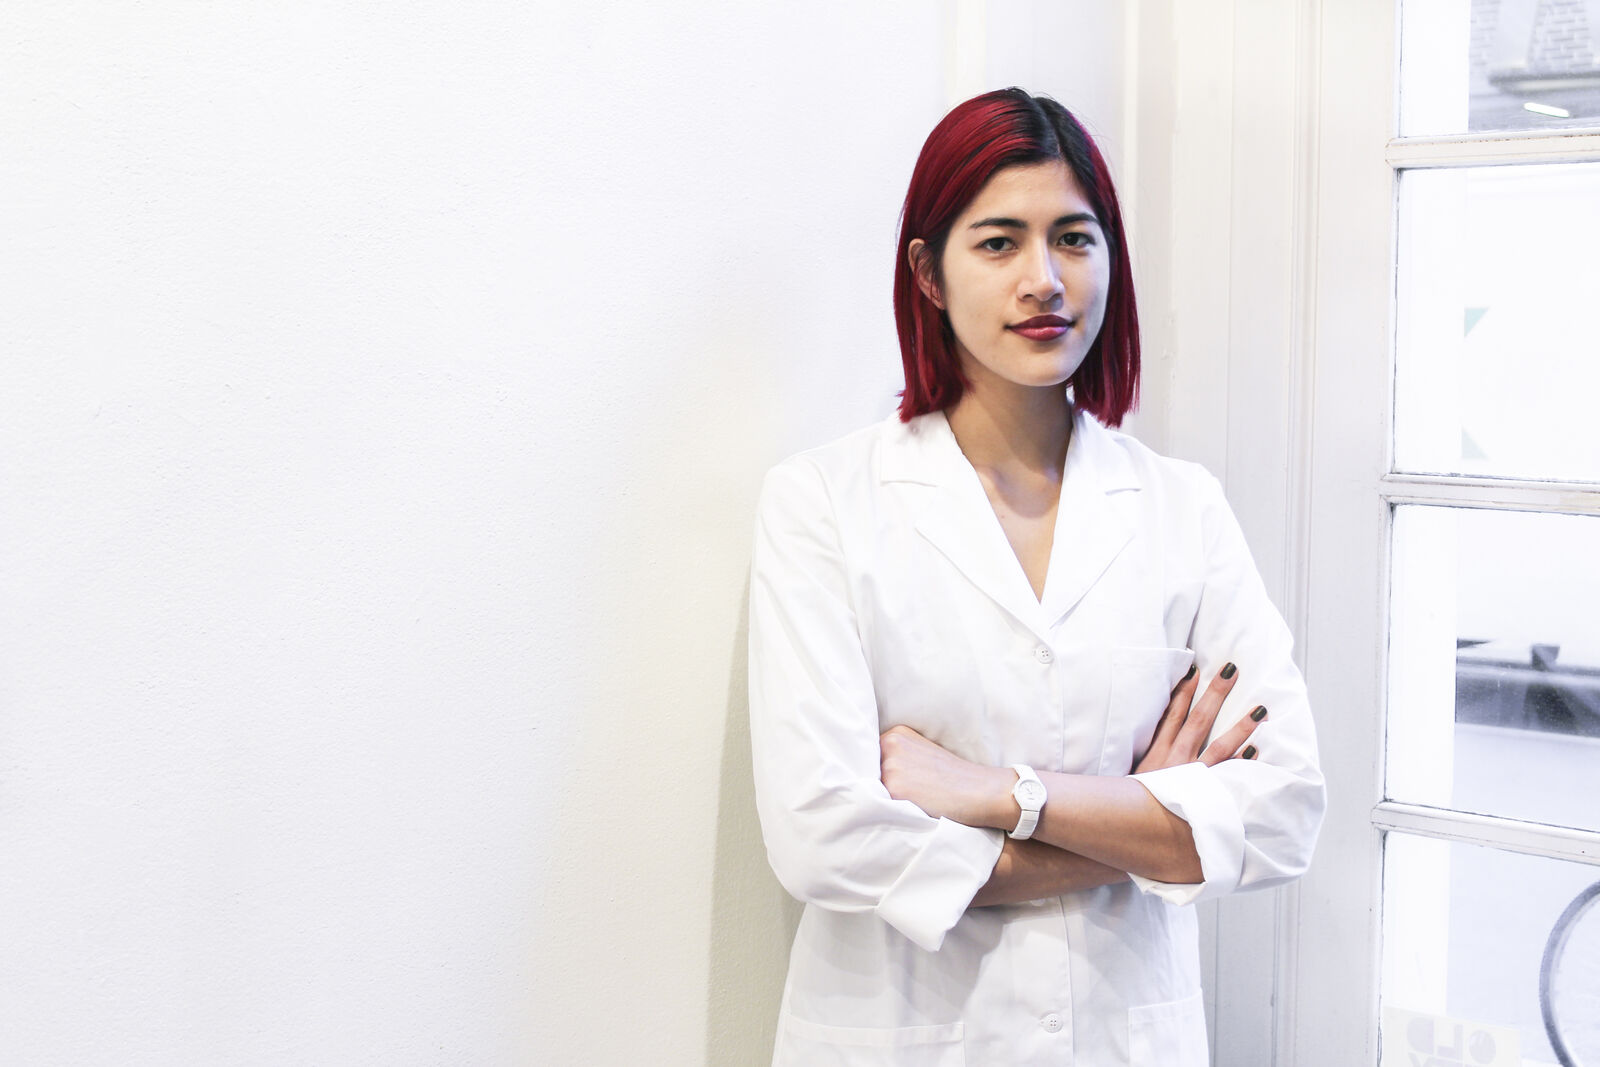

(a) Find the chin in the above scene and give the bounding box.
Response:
[1002,374,1076,394]
[1026,358,1087,388]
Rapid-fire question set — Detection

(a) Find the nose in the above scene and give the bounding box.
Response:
[1018,240,1064,305]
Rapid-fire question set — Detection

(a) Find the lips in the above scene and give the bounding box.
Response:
[1008,314,1074,341]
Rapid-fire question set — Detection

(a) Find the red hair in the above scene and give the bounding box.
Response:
[893,88,1140,426]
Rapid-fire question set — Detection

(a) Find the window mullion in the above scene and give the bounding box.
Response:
[1388,130,1600,168]
[1381,473,1600,515]
[1373,800,1600,866]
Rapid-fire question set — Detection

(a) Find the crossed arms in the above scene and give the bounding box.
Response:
[879,663,1266,906]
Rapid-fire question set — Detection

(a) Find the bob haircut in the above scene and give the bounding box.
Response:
[893,88,1140,426]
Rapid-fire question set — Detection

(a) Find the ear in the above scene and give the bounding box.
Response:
[906,238,945,310]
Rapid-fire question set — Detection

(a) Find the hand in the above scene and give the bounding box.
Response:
[880,724,1014,829]
[1133,662,1266,774]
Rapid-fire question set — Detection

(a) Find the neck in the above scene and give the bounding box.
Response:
[945,379,1074,477]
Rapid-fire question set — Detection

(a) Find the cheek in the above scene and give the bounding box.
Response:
[941,271,998,330]
[1081,261,1112,321]
[1087,286,1110,327]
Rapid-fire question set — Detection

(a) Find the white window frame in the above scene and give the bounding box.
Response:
[1283,3,1600,1064]
[1126,0,1600,1061]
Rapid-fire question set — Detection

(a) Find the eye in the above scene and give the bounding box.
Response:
[979,236,1015,253]
[1059,231,1096,248]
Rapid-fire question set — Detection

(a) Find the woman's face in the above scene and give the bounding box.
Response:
[914,160,1111,400]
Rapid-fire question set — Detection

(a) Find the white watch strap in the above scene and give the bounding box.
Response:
[1008,763,1045,841]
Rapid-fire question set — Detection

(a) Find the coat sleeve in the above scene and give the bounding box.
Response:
[1128,470,1326,905]
[747,457,1005,952]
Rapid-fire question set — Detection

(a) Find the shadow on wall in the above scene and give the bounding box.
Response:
[705,580,802,1066]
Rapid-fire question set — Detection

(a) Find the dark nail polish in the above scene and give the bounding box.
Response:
[1221,662,1237,680]
[1251,705,1268,722]
[1182,665,1197,682]
[1242,745,1258,759]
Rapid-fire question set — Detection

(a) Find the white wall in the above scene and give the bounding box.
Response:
[0,3,1124,1063]
[1121,0,1330,1059]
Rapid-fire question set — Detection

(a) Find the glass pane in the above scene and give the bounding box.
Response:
[1394,162,1600,482]
[1400,0,1600,136]
[1381,833,1600,1067]
[1388,505,1600,831]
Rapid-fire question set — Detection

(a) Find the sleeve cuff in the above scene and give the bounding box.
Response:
[874,817,1005,952]
[1128,761,1245,905]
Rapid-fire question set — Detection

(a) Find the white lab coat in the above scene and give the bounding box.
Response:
[747,407,1325,1066]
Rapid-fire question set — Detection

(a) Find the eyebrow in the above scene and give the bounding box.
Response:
[968,212,1100,230]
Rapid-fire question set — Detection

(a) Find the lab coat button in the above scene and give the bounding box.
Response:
[1034,646,1054,664]
[1041,1011,1064,1033]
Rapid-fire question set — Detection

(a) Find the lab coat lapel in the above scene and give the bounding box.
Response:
[882,412,1052,641]
[1039,413,1138,629]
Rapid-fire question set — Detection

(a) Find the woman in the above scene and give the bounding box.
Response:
[747,88,1324,1066]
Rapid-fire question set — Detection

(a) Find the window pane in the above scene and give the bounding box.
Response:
[1400,0,1600,136]
[1387,505,1600,831]
[1381,833,1600,1067]
[1394,162,1600,482]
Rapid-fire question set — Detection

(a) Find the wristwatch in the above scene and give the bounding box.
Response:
[1008,764,1047,840]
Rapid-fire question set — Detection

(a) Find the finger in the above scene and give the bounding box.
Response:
[1170,661,1200,699]
[1150,664,1199,747]
[1200,704,1267,766]
[1177,662,1240,753]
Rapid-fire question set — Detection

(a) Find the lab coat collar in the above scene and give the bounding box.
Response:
[881,408,1139,639]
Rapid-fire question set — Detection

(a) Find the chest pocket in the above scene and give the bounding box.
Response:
[1129,991,1209,1066]
[776,1014,965,1067]
[1101,646,1195,774]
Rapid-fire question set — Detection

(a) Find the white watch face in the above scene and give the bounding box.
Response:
[1015,780,1047,809]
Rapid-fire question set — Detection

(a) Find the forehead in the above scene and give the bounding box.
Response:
[957,160,1096,224]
